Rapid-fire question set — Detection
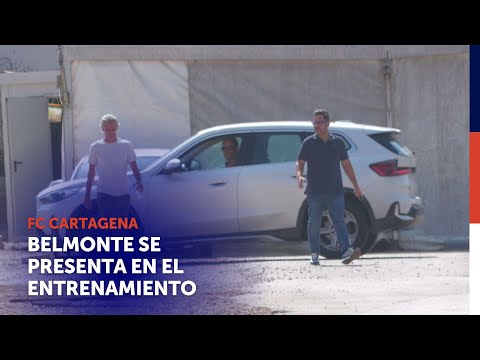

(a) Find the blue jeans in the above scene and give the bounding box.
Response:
[307,191,350,255]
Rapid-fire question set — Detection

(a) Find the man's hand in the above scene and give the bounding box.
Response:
[297,176,306,189]
[296,160,306,190]
[341,159,363,199]
[135,182,144,193]
[354,185,363,199]
[84,196,92,210]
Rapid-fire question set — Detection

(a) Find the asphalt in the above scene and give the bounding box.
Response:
[0,238,469,315]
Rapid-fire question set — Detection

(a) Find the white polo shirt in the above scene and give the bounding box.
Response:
[88,138,136,196]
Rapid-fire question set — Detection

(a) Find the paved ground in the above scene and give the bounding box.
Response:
[0,239,469,315]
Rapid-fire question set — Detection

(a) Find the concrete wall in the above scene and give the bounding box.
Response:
[0,45,59,72]
[62,45,468,61]
[188,59,386,133]
[392,54,469,237]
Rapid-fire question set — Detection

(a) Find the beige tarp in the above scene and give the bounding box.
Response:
[71,60,190,163]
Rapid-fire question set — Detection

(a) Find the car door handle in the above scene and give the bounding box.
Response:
[209,181,227,187]
[14,160,23,172]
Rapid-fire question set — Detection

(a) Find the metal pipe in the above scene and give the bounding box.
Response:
[57,45,70,108]
[383,51,393,128]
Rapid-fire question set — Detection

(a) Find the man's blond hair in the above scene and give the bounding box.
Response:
[100,114,120,130]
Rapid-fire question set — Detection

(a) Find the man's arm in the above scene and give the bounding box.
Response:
[84,164,96,209]
[296,159,306,189]
[296,139,309,190]
[341,159,363,198]
[130,161,144,193]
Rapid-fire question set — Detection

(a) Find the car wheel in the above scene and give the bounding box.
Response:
[315,197,369,260]
[65,202,100,239]
[65,202,144,241]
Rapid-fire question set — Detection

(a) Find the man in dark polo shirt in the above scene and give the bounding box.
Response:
[296,109,363,266]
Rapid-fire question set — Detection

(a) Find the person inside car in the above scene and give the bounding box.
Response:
[222,136,243,168]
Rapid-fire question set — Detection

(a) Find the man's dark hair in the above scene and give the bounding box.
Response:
[313,109,330,121]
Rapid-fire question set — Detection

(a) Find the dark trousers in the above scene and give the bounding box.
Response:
[95,192,134,269]
[97,192,131,218]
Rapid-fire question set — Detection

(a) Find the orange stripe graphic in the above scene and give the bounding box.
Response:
[471,133,480,223]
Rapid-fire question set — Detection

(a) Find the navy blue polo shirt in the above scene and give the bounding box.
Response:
[297,133,348,195]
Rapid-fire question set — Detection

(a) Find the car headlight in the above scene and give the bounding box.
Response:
[38,186,83,204]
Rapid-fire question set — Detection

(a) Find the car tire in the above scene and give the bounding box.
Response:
[65,202,144,243]
[64,202,100,239]
[321,197,369,259]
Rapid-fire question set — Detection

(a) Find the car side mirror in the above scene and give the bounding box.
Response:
[164,159,186,174]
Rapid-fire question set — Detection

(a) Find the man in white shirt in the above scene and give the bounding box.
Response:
[83,114,143,218]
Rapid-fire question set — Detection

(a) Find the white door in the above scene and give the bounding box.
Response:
[146,167,241,239]
[238,162,303,232]
[237,132,306,232]
[146,135,244,239]
[7,97,53,238]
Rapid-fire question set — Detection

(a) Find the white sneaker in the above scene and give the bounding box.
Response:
[341,248,361,265]
[309,253,320,265]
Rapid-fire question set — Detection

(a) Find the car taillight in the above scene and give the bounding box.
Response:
[369,160,412,177]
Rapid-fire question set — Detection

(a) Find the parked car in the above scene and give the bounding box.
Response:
[36,147,169,235]
[48,148,170,187]
[36,121,424,259]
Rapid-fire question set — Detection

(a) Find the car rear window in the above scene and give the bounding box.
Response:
[369,132,413,157]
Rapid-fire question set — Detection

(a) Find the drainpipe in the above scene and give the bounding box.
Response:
[383,52,393,128]
[57,45,70,108]
[57,45,72,181]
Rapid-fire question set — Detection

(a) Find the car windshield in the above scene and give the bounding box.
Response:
[72,156,162,180]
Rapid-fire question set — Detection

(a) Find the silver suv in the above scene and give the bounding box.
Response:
[36,121,424,259]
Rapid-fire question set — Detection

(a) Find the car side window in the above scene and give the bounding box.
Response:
[252,132,304,165]
[179,135,246,171]
[332,133,352,151]
[267,133,304,164]
[303,131,352,151]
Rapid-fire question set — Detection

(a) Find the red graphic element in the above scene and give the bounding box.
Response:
[471,133,480,223]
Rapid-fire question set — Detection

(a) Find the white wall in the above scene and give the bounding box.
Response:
[70,61,191,164]
[0,45,58,72]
